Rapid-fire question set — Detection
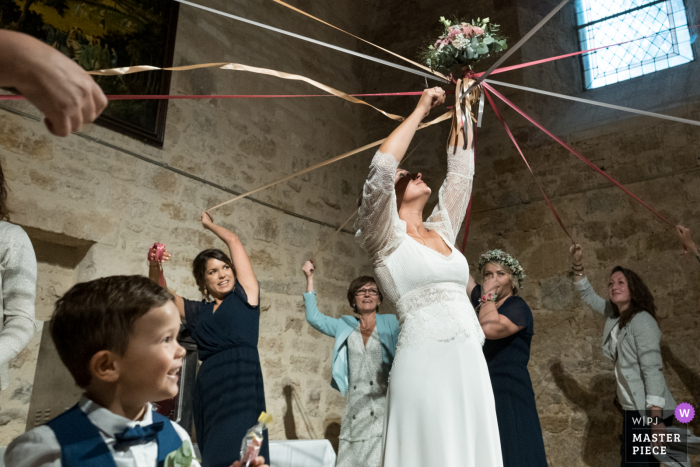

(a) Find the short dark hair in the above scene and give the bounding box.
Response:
[50,275,174,388]
[192,249,235,298]
[0,159,9,221]
[346,276,382,313]
[609,266,657,329]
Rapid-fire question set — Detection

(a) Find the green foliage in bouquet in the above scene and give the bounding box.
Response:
[419,16,508,76]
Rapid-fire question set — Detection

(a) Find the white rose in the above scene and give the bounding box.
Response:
[452,34,469,50]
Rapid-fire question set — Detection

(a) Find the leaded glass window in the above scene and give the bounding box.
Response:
[576,0,694,89]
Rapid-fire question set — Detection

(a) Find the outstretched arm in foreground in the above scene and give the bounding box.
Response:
[0,30,107,136]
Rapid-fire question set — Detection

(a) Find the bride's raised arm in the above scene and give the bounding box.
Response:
[425,100,475,245]
[357,88,446,261]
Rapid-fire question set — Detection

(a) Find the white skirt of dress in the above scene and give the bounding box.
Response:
[381,336,503,467]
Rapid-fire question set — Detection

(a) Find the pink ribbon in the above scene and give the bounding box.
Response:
[0,92,429,101]
[148,243,167,288]
[482,82,675,230]
[483,87,575,244]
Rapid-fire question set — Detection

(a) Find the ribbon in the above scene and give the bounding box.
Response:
[0,92,430,101]
[148,243,167,288]
[174,0,447,84]
[462,0,571,98]
[481,24,700,78]
[206,110,453,212]
[483,79,700,127]
[88,62,407,122]
[272,0,449,82]
[482,82,675,228]
[310,137,427,258]
[313,211,358,259]
[483,87,575,244]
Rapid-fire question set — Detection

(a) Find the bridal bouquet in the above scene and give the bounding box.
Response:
[420,17,507,76]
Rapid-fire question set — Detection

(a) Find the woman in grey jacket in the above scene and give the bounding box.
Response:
[569,244,677,467]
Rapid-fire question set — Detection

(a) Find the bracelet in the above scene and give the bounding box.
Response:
[480,292,498,304]
[572,266,584,272]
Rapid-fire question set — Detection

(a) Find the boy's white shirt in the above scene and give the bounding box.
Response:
[4,395,201,467]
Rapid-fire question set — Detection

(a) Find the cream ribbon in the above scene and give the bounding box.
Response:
[207,110,453,213]
[88,62,406,122]
[272,0,449,82]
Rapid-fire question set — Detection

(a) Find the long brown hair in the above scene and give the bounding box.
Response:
[610,266,657,329]
[0,159,9,221]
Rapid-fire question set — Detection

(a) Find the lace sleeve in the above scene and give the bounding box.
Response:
[424,146,475,244]
[356,151,406,263]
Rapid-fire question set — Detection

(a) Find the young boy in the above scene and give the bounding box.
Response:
[4,275,267,467]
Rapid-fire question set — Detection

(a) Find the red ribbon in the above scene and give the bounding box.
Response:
[0,92,429,101]
[482,82,675,229]
[475,24,700,78]
[148,243,167,288]
[483,87,575,244]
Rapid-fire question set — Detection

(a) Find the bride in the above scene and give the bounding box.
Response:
[356,86,502,466]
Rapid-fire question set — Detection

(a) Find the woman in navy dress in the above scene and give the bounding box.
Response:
[467,249,547,467]
[148,212,268,467]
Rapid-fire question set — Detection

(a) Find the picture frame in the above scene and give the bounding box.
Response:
[1,0,179,148]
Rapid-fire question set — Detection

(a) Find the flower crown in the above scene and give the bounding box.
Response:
[477,249,526,289]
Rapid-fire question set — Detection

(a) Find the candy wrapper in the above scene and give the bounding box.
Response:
[240,412,272,467]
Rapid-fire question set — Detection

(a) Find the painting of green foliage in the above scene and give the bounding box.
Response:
[1,0,178,146]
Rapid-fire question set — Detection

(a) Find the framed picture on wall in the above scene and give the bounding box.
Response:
[1,0,179,148]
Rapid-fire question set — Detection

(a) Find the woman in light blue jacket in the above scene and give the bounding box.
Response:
[301,261,398,467]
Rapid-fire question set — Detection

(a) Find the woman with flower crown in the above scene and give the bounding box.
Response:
[467,250,548,467]
[356,86,502,467]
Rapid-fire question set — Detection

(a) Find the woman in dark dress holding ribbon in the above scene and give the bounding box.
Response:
[467,249,548,467]
[148,212,269,467]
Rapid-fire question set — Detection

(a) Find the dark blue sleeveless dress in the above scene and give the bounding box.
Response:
[184,279,269,467]
[471,285,548,467]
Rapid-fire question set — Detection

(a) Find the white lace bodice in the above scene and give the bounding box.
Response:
[356,147,483,354]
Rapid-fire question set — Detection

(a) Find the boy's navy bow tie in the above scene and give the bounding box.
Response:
[114,421,164,449]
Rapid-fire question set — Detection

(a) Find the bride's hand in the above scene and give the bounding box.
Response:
[415,87,445,118]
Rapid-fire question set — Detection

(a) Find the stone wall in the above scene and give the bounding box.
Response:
[0,0,382,445]
[2,0,700,465]
[362,0,700,466]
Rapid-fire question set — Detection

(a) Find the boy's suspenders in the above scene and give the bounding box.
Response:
[152,411,184,466]
[47,404,183,467]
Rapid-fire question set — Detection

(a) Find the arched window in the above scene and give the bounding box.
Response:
[576,0,694,89]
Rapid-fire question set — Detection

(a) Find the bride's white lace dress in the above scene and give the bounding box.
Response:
[356,146,503,467]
